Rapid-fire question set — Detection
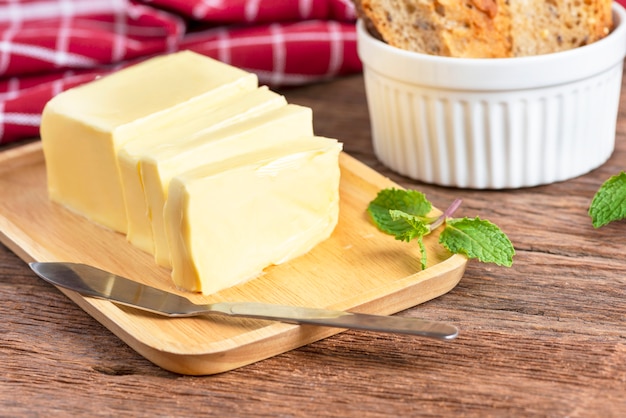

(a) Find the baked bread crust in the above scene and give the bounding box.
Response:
[355,0,614,58]
[509,0,613,56]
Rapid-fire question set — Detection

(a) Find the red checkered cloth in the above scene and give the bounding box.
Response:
[0,0,361,145]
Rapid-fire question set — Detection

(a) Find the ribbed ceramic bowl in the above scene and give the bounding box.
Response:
[357,4,626,189]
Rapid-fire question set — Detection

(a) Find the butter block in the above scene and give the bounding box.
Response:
[40,50,257,232]
[140,104,314,267]
[164,136,343,294]
[118,86,286,254]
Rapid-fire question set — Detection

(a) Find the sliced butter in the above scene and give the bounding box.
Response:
[40,50,257,232]
[164,136,343,295]
[118,86,287,254]
[140,104,314,267]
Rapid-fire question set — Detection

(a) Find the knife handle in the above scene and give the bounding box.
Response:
[214,302,458,340]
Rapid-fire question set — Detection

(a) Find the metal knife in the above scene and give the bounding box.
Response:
[29,262,458,340]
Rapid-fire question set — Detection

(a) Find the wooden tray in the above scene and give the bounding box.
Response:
[0,141,467,375]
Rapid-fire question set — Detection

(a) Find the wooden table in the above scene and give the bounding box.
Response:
[2,70,626,416]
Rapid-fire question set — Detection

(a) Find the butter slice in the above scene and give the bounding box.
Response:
[118,86,286,254]
[164,136,342,294]
[140,104,314,267]
[40,50,257,232]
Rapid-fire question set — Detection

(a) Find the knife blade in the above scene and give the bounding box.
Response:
[29,262,458,340]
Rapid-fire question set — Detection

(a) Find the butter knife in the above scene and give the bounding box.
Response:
[29,262,458,340]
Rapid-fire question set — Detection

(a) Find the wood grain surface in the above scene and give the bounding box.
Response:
[2,69,626,416]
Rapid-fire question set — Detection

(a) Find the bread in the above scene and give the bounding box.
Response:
[354,0,614,58]
[509,0,613,56]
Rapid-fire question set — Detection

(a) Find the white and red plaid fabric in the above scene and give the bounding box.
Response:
[0,0,361,145]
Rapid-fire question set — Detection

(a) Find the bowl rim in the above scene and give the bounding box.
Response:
[357,3,626,90]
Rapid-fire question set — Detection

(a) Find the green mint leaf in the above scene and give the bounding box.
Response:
[367,188,432,238]
[439,217,515,267]
[388,211,429,269]
[388,210,431,242]
[589,172,626,228]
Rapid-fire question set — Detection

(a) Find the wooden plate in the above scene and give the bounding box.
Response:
[0,141,467,375]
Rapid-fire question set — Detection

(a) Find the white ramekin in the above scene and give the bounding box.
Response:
[357,4,626,189]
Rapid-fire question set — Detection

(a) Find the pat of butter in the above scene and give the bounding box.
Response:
[140,104,314,267]
[40,50,257,232]
[118,86,287,254]
[164,136,342,295]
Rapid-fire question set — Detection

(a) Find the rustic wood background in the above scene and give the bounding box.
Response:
[2,67,626,416]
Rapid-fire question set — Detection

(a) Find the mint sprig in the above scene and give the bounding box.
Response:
[589,172,626,228]
[367,188,515,269]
